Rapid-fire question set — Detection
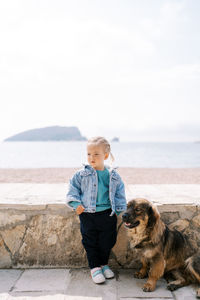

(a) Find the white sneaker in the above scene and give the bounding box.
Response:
[91,267,105,284]
[101,265,115,279]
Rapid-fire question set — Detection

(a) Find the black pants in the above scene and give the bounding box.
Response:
[79,209,117,269]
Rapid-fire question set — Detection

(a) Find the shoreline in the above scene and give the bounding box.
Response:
[0,168,200,184]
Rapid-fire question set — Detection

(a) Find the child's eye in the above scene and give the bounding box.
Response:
[94,154,99,156]
[87,153,91,156]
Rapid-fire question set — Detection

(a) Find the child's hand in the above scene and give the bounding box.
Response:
[76,205,85,215]
[115,211,121,216]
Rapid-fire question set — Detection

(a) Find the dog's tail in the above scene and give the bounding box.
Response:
[185,253,200,298]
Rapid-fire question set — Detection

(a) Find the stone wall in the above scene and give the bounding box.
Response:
[0,203,199,269]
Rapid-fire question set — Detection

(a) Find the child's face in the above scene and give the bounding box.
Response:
[87,144,109,170]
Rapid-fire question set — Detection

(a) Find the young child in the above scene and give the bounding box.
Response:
[66,136,127,284]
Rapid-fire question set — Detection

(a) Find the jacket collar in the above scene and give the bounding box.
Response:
[82,164,118,174]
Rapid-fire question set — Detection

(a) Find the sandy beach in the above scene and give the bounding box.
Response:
[0,168,200,184]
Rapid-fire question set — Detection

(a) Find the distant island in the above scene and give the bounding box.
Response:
[4,126,87,142]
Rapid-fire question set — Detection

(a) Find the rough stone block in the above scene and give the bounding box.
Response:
[112,217,129,266]
[0,236,12,268]
[160,211,180,224]
[0,225,26,254]
[158,205,197,220]
[17,214,86,267]
[192,215,200,228]
[169,219,190,232]
[0,212,26,228]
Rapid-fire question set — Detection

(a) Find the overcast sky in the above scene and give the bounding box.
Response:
[0,0,200,142]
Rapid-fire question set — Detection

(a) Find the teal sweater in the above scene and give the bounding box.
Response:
[69,168,121,215]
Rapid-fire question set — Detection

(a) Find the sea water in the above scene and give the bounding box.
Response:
[0,141,200,168]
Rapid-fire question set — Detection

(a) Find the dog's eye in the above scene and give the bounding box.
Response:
[135,208,141,212]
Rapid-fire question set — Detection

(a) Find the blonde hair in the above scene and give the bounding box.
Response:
[87,136,115,166]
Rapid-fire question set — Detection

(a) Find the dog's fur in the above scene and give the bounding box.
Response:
[122,198,200,298]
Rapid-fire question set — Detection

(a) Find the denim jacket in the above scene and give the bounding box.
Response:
[66,164,127,215]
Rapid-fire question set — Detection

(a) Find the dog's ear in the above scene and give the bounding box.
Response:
[148,204,165,245]
[147,205,159,228]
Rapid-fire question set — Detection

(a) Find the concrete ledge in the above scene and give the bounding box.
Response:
[0,184,200,268]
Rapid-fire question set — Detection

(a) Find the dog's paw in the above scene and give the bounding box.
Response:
[167,283,179,291]
[134,271,147,279]
[142,282,155,292]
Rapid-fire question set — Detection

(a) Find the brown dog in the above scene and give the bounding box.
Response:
[122,198,200,298]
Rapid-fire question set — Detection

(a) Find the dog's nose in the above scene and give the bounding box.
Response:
[122,212,129,222]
